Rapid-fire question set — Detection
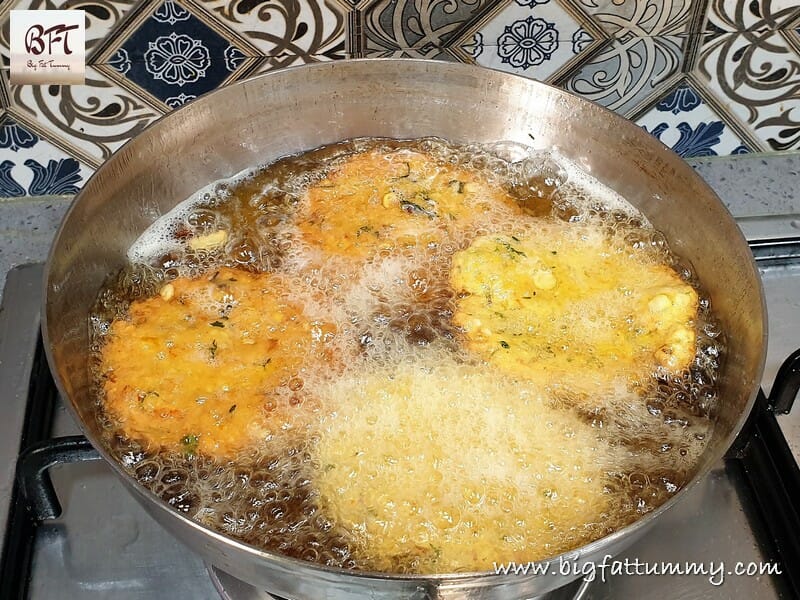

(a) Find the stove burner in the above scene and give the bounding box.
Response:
[206,564,592,600]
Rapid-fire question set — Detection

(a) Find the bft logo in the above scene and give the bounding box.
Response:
[25,23,80,56]
[10,10,85,85]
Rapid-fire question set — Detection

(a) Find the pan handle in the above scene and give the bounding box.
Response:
[16,435,101,521]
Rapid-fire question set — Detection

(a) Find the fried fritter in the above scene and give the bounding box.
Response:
[314,357,612,573]
[296,148,520,258]
[100,268,335,458]
[450,223,698,396]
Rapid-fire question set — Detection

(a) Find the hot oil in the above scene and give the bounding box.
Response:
[90,137,724,574]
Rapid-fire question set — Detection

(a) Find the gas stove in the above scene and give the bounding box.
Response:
[1,214,799,599]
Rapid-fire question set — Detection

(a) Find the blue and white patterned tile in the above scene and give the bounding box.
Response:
[101,0,251,105]
[573,0,693,37]
[696,29,800,152]
[7,65,163,167]
[705,0,800,32]
[456,0,600,81]
[637,83,753,158]
[0,115,92,197]
[563,34,684,115]
[363,0,500,55]
[0,0,139,65]
[197,0,347,58]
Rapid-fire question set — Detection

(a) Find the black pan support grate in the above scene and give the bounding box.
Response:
[726,349,800,598]
[2,342,800,599]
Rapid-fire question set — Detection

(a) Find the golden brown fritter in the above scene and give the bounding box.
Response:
[296,148,520,258]
[100,268,335,458]
[450,223,698,397]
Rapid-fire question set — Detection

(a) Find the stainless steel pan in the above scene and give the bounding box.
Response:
[43,59,767,599]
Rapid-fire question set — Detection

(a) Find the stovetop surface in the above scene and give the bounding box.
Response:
[1,222,799,599]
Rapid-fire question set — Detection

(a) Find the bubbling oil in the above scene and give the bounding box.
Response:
[91,137,723,574]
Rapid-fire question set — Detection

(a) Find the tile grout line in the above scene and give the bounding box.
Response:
[0,195,73,204]
[348,7,363,57]
[682,0,710,73]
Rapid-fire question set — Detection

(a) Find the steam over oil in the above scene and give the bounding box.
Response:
[90,138,724,574]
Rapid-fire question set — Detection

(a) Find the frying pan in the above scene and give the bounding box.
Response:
[43,59,766,599]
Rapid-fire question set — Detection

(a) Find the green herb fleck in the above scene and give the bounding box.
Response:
[229,404,237,413]
[500,340,510,349]
[323,463,336,472]
[209,340,218,360]
[511,235,521,242]
[551,250,558,255]
[497,239,526,258]
[210,320,225,328]
[356,225,373,237]
[181,434,199,456]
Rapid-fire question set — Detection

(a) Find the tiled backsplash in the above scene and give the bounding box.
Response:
[0,0,798,196]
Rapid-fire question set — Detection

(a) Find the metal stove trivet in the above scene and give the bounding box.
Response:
[209,565,289,600]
